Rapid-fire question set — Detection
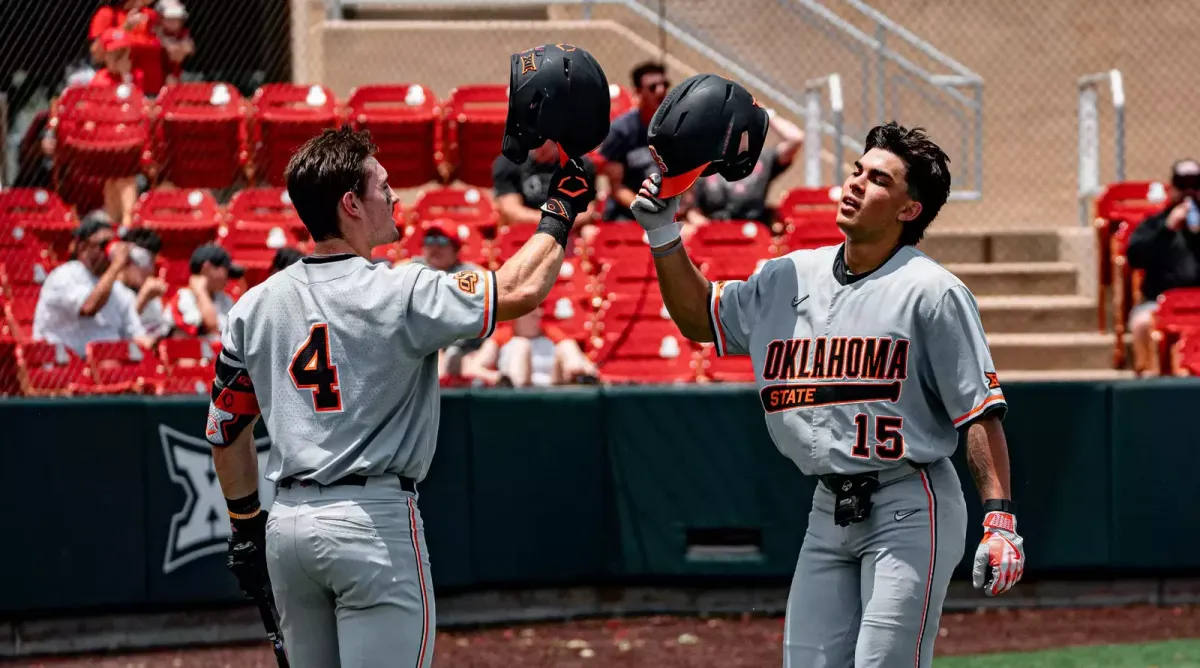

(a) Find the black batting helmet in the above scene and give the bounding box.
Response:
[502,43,611,165]
[646,73,770,198]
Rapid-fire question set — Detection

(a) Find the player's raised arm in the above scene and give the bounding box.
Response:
[493,158,594,321]
[630,74,774,349]
[493,43,612,322]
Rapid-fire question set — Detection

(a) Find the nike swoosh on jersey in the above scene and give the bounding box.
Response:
[895,509,921,522]
[791,295,809,308]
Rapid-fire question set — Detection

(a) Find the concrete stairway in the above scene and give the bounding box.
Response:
[920,229,1119,377]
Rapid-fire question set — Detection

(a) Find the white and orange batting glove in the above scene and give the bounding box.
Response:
[972,508,1025,596]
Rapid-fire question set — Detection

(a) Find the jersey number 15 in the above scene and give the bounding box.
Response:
[851,414,904,460]
[289,323,343,412]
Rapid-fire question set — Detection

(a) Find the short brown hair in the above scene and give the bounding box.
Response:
[285,127,378,242]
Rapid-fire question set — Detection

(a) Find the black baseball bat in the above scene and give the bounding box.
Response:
[253,588,289,668]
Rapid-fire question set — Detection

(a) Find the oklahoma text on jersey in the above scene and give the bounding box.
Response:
[760,336,910,413]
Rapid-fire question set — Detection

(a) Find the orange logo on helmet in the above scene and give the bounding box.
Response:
[555,43,577,52]
[557,176,588,198]
[649,145,669,174]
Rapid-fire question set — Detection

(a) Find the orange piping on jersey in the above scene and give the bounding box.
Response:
[952,393,1006,427]
[477,271,493,339]
[712,281,729,355]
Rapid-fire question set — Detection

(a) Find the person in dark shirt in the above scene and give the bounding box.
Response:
[681,110,804,234]
[1126,159,1200,374]
[492,140,598,229]
[598,61,671,221]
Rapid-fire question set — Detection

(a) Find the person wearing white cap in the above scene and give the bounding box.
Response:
[157,0,194,85]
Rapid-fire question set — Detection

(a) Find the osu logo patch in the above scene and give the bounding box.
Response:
[455,270,479,295]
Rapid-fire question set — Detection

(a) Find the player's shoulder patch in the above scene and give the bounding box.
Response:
[985,371,1001,390]
[453,269,480,294]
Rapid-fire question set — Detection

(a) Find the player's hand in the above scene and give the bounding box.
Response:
[971,511,1025,596]
[540,158,596,227]
[227,511,270,598]
[631,173,682,249]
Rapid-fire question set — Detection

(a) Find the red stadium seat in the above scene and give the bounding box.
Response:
[781,209,844,252]
[490,221,539,265]
[695,344,756,383]
[0,253,53,292]
[346,84,439,188]
[0,188,73,224]
[220,220,301,286]
[15,341,92,396]
[1,291,38,341]
[1094,181,1168,332]
[590,318,697,384]
[226,186,307,239]
[131,188,221,260]
[0,337,19,396]
[0,222,51,256]
[608,84,635,120]
[249,84,339,187]
[439,84,507,187]
[690,221,778,279]
[1151,288,1200,374]
[1173,330,1200,376]
[778,186,840,218]
[410,186,496,227]
[158,337,221,368]
[51,85,151,212]
[1110,219,1144,369]
[85,339,166,393]
[152,82,249,189]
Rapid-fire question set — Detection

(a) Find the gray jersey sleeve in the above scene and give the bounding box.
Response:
[217,297,249,370]
[402,265,498,356]
[925,285,1007,428]
[706,257,783,357]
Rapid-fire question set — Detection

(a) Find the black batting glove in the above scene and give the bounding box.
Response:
[540,158,596,226]
[226,497,271,598]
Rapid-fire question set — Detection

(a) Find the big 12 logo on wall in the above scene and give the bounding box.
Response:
[159,424,275,574]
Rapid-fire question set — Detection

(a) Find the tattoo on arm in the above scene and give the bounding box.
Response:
[965,420,1007,501]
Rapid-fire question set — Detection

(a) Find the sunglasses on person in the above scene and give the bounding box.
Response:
[423,234,455,247]
[643,80,670,92]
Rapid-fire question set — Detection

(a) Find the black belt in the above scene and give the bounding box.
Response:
[819,460,930,493]
[278,473,416,493]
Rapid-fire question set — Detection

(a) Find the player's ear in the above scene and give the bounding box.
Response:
[340,190,360,218]
[898,200,922,223]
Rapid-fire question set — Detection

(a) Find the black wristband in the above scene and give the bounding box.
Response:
[982,498,1015,515]
[536,213,571,250]
[227,491,261,520]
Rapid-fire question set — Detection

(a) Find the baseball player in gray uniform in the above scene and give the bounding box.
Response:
[201,53,607,666]
[632,74,1026,667]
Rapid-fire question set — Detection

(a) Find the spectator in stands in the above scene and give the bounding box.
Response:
[462,306,597,387]
[404,223,487,379]
[157,0,194,86]
[681,110,804,234]
[91,29,143,90]
[89,0,162,95]
[599,61,671,221]
[1127,159,1200,374]
[165,243,241,340]
[270,247,305,276]
[492,139,599,240]
[31,212,153,356]
[117,227,171,339]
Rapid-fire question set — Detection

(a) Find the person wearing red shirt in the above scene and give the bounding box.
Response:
[462,305,597,386]
[89,0,163,95]
[157,1,194,86]
[90,29,145,91]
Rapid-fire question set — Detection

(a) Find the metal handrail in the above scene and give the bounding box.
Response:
[803,74,845,188]
[1077,69,1126,227]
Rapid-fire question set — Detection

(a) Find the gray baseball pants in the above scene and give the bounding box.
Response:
[265,475,434,668]
[783,458,967,668]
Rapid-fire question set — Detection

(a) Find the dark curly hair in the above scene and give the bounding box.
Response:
[863,122,951,246]
[285,126,378,242]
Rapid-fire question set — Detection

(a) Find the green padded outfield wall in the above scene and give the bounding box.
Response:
[2,379,1199,615]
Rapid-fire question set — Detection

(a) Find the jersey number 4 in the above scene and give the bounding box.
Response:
[290,323,342,412]
[852,414,904,460]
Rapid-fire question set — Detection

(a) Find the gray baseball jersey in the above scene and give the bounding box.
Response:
[707,243,1006,476]
[217,253,497,485]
